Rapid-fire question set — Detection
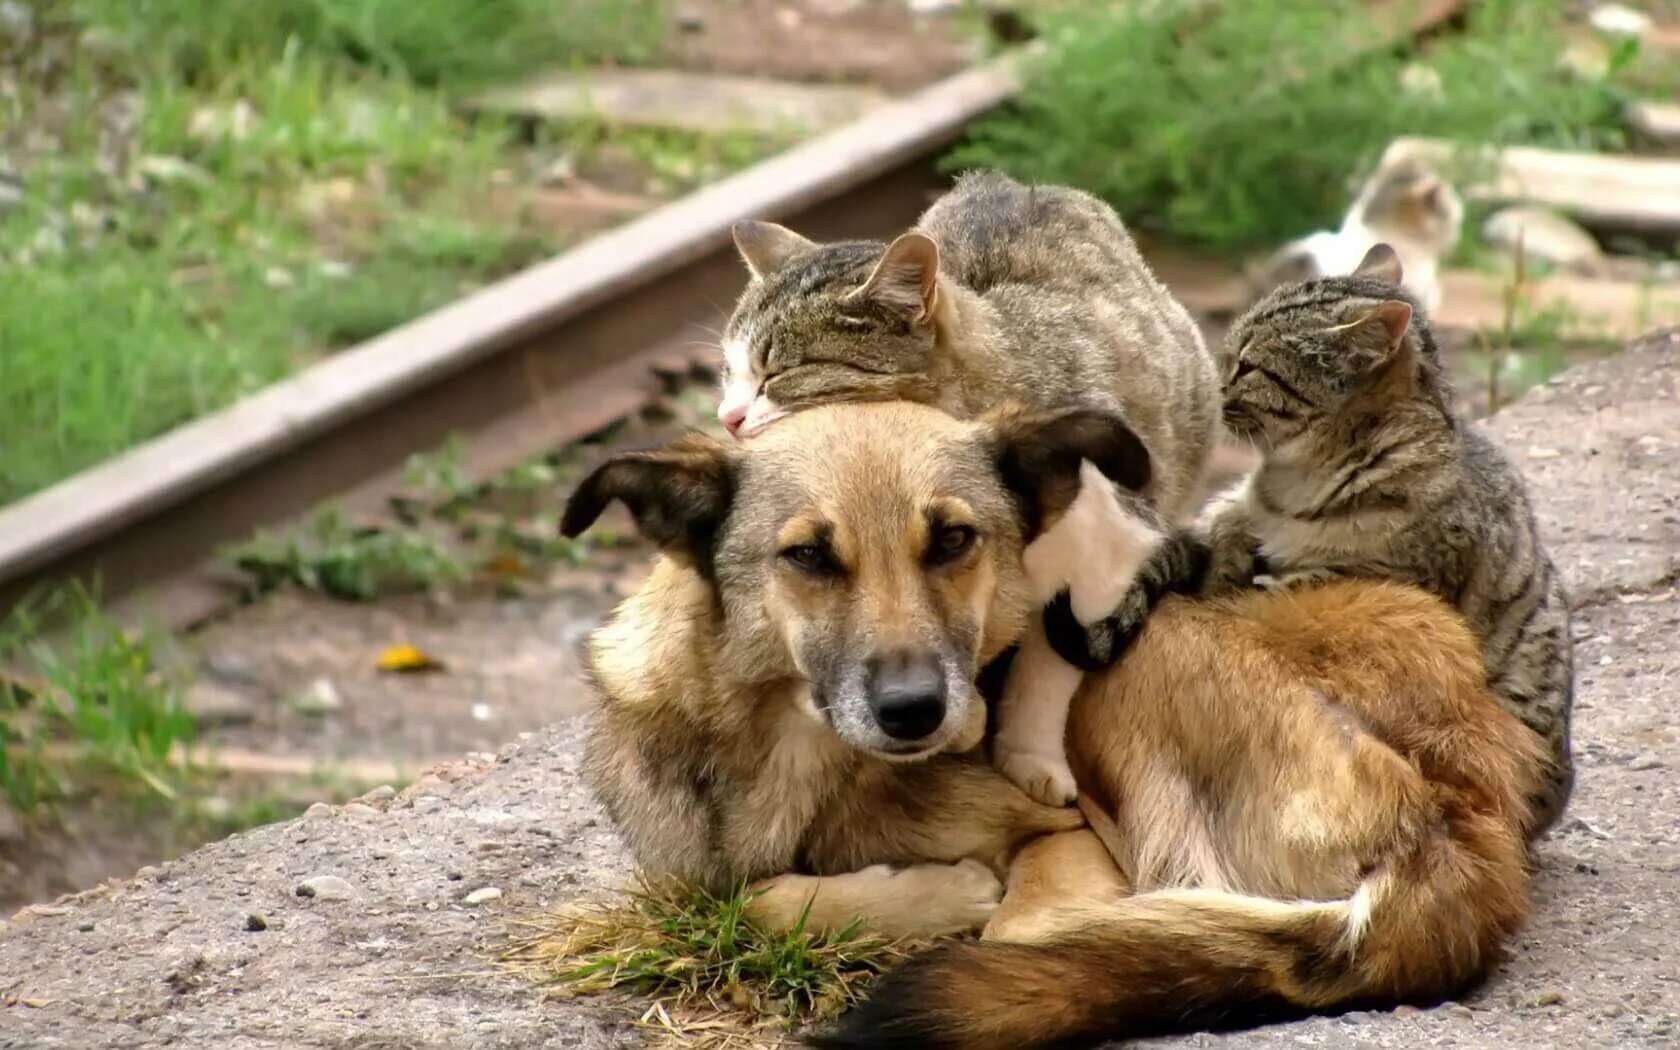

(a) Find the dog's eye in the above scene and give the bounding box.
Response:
[781,543,838,575]
[926,524,977,566]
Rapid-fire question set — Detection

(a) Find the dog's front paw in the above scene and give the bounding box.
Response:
[997,746,1078,807]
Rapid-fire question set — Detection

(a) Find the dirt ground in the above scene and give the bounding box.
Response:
[1,333,1676,1049]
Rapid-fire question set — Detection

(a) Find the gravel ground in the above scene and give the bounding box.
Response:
[2,333,1677,1049]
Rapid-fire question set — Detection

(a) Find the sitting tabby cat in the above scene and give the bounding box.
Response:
[1208,244,1574,833]
[720,171,1219,806]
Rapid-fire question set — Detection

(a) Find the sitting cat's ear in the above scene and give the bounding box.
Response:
[1340,299,1414,371]
[847,231,940,324]
[561,435,735,574]
[1353,243,1404,285]
[733,221,815,281]
[987,407,1151,540]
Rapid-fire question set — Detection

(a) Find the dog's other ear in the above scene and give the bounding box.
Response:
[561,434,735,571]
[988,407,1151,539]
[732,220,814,281]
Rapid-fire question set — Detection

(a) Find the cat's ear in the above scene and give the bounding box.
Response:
[1343,299,1414,368]
[848,231,940,323]
[732,221,815,281]
[986,406,1151,540]
[561,434,735,573]
[1353,243,1404,285]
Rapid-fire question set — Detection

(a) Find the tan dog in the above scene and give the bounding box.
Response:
[561,402,1544,1047]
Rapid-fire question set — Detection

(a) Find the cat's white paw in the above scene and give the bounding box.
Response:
[997,747,1079,807]
[934,859,1006,931]
[878,860,1003,934]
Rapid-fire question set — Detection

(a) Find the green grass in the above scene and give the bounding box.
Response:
[0,587,196,813]
[0,2,673,506]
[74,0,667,86]
[503,877,917,1042]
[953,0,1637,249]
[228,506,468,602]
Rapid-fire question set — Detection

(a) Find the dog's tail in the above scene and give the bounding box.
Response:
[810,815,1525,1050]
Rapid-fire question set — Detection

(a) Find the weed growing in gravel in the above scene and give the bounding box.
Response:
[503,877,919,1046]
[954,0,1636,249]
[0,588,195,813]
[228,507,468,602]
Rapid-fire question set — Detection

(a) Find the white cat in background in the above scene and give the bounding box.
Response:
[1253,159,1463,313]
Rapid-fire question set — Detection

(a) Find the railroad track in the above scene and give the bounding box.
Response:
[0,62,1019,630]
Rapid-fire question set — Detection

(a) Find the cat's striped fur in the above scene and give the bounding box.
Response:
[1207,245,1573,833]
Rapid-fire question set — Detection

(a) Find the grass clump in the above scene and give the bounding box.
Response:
[953,0,1635,249]
[504,878,918,1046]
[228,507,467,602]
[75,0,666,87]
[0,588,196,813]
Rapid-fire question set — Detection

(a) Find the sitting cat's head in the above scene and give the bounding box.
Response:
[1354,157,1463,256]
[1224,244,1448,451]
[717,221,949,438]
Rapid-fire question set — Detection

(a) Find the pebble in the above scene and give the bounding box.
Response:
[363,785,397,802]
[183,682,257,727]
[245,914,268,932]
[463,887,503,906]
[304,802,333,819]
[0,803,23,843]
[1532,990,1567,1007]
[1628,752,1665,771]
[341,802,377,819]
[296,875,356,901]
[1447,1004,1475,1020]
[290,677,343,715]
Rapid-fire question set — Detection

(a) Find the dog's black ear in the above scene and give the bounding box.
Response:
[561,434,735,571]
[988,407,1151,540]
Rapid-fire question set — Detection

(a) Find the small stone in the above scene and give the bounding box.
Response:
[290,677,343,715]
[1531,990,1566,1007]
[296,875,356,901]
[77,921,95,932]
[0,173,22,215]
[0,803,23,843]
[1589,3,1651,38]
[1447,1004,1475,1020]
[304,802,333,819]
[341,802,377,819]
[184,682,257,727]
[1482,206,1605,274]
[138,155,212,187]
[463,887,503,906]
[245,913,268,932]
[363,785,396,801]
[1628,752,1664,771]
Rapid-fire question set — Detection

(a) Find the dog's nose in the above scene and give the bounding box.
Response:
[866,650,947,741]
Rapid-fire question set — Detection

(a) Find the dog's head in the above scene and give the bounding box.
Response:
[562,402,1148,759]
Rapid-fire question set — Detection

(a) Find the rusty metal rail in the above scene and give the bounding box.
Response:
[0,62,1019,628]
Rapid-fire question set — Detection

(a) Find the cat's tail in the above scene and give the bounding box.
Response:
[809,814,1525,1049]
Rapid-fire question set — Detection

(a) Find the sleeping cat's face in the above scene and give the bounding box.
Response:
[1224,244,1432,451]
[718,222,944,438]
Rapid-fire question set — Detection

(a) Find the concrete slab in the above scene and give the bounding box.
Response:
[471,68,887,136]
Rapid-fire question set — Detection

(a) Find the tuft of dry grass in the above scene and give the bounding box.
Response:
[500,876,922,1048]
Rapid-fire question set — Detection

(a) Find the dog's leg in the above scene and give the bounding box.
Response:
[994,621,1083,806]
[745,861,1003,940]
[983,829,1131,943]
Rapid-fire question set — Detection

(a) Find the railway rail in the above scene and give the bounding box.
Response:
[0,62,1019,629]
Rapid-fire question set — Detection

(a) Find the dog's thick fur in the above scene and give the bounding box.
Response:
[563,402,1545,1048]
